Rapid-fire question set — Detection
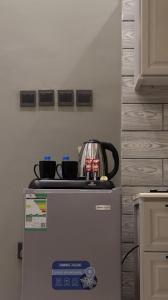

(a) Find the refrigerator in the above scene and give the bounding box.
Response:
[21,187,121,300]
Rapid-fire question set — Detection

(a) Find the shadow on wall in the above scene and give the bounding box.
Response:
[19,4,120,116]
[63,3,121,109]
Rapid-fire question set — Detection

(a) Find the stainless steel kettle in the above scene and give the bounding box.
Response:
[78,139,119,180]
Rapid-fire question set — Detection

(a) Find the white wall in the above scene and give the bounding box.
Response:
[0,0,121,299]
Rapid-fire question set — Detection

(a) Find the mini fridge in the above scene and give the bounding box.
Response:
[21,186,121,300]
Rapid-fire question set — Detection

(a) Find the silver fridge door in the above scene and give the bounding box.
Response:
[21,188,121,300]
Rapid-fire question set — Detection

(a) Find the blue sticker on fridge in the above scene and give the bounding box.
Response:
[52,261,97,290]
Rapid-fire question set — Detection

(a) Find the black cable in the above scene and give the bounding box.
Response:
[122,245,139,265]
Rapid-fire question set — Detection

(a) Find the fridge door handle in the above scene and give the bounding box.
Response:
[17,242,23,260]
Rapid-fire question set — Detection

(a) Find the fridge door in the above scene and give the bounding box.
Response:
[21,188,121,300]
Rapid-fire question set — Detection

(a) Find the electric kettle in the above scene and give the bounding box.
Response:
[78,139,119,180]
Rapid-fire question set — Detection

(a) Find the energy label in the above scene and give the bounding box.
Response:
[25,194,47,230]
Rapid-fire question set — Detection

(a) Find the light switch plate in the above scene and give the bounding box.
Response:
[38,90,55,106]
[58,90,74,106]
[76,90,93,106]
[20,90,36,107]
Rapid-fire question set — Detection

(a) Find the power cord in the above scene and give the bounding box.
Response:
[122,245,139,265]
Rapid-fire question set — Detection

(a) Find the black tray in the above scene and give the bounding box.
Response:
[29,179,115,189]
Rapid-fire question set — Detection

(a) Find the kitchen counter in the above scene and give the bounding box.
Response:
[133,192,168,203]
[133,192,168,201]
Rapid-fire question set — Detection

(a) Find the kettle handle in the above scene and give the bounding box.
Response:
[101,142,119,180]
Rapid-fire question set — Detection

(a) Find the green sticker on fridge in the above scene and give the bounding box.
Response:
[25,194,47,230]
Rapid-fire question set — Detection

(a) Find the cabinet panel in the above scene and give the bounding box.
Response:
[143,252,168,300]
[142,0,168,75]
[142,202,168,251]
[135,0,168,88]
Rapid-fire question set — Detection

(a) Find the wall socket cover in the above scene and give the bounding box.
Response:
[38,90,55,106]
[20,90,36,107]
[58,90,74,106]
[76,90,93,106]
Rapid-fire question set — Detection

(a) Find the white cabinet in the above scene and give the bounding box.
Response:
[135,0,168,89]
[142,202,168,252]
[143,252,168,300]
[134,193,168,300]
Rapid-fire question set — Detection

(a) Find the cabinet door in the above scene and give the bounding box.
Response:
[142,201,168,251]
[142,252,168,300]
[141,0,168,75]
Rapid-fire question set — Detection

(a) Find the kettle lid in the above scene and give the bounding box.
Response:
[84,139,101,144]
